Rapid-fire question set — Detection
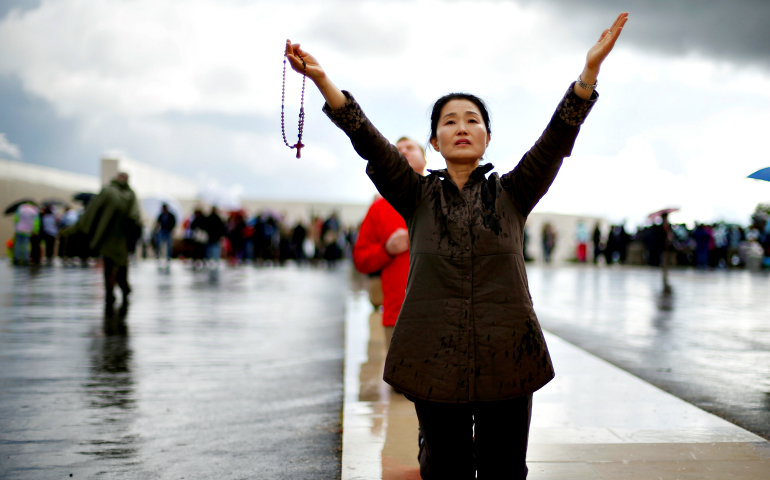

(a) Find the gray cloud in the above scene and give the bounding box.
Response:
[0,75,97,174]
[0,0,41,20]
[307,8,408,55]
[523,0,770,68]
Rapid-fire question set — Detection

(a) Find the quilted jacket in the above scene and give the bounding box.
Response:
[325,83,598,402]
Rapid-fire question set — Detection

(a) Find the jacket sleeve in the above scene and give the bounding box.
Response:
[323,91,425,219]
[73,189,107,247]
[353,202,394,274]
[500,83,598,217]
[126,192,142,228]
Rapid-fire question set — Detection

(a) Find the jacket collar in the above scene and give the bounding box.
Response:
[110,179,129,190]
[428,163,495,186]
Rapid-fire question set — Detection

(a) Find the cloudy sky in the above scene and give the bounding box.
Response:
[1,0,769,227]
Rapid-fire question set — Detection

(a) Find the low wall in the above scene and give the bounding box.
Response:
[0,159,100,253]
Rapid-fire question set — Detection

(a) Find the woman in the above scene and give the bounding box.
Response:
[286,12,627,479]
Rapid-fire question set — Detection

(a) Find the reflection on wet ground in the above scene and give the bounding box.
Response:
[527,265,770,440]
[342,275,770,480]
[80,312,136,462]
[0,260,346,479]
[342,293,422,480]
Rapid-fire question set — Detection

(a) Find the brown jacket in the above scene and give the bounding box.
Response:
[325,83,598,402]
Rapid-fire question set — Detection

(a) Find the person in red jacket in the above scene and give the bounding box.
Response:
[354,136,426,350]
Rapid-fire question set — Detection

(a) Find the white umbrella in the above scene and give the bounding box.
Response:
[196,185,242,211]
[141,195,184,224]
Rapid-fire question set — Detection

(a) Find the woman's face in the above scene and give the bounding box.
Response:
[430,99,490,167]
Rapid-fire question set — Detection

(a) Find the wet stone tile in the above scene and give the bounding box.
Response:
[0,261,348,480]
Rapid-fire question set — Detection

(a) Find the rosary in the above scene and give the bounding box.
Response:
[281,50,306,159]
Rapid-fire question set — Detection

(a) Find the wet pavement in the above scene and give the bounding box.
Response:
[0,260,346,479]
[527,265,770,441]
[3,259,768,479]
[342,271,770,480]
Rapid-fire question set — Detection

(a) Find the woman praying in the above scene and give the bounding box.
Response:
[285,11,628,479]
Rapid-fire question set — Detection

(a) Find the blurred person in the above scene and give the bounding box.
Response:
[181,212,194,258]
[322,211,342,263]
[575,221,588,262]
[292,221,308,262]
[711,223,728,268]
[251,213,267,261]
[604,225,617,263]
[693,223,711,269]
[155,203,176,262]
[278,222,292,263]
[189,209,208,268]
[66,172,142,310]
[647,217,667,267]
[726,225,743,267]
[284,12,626,477]
[57,206,79,262]
[542,223,556,263]
[615,224,630,263]
[253,212,279,262]
[227,211,247,264]
[660,212,673,292]
[762,218,770,265]
[311,215,324,262]
[29,206,44,265]
[205,207,226,267]
[592,222,603,264]
[354,136,427,351]
[40,206,59,264]
[12,201,39,266]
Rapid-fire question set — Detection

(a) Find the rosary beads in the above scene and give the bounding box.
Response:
[281,50,307,159]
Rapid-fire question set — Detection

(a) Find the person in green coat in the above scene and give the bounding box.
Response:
[68,172,142,309]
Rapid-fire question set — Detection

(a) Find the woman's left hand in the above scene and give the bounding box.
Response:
[575,12,628,98]
[586,12,628,72]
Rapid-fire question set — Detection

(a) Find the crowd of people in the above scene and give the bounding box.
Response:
[163,208,356,268]
[8,195,770,273]
[7,201,89,266]
[584,208,770,270]
[6,197,358,269]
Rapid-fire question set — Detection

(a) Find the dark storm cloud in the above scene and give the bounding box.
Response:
[0,0,42,20]
[0,75,98,175]
[522,0,770,68]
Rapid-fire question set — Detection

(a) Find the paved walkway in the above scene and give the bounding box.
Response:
[527,265,770,439]
[342,288,770,479]
[0,260,346,480]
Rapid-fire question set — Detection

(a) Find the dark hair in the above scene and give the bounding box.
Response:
[429,93,491,141]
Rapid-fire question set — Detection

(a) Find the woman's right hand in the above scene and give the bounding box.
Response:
[285,39,347,110]
[285,40,326,83]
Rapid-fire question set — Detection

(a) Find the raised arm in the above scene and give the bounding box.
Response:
[285,41,346,110]
[285,40,425,218]
[501,13,627,216]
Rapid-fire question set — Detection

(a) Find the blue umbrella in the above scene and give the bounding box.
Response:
[748,167,770,182]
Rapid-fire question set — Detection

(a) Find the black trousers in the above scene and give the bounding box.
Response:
[41,234,56,260]
[103,258,130,303]
[410,394,532,480]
